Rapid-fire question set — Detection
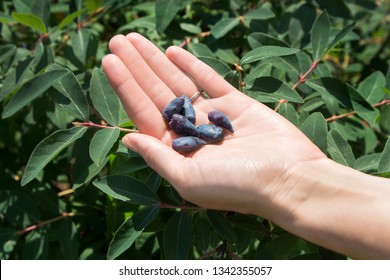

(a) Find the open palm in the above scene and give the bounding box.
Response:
[102,33,326,219]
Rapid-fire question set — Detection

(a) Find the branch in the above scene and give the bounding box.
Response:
[325,99,390,122]
[72,121,139,133]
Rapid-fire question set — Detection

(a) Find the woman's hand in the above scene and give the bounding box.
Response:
[102,33,326,219]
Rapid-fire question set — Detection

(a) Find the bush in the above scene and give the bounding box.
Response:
[0,0,389,260]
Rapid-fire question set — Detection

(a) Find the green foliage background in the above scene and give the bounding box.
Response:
[0,0,389,260]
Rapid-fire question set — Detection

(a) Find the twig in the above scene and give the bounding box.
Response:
[72,121,139,133]
[325,99,390,122]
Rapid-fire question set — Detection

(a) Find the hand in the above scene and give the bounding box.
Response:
[102,33,326,219]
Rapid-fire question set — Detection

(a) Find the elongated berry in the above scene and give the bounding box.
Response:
[162,97,185,122]
[169,114,199,137]
[181,95,196,124]
[208,110,234,132]
[197,124,224,142]
[172,136,206,152]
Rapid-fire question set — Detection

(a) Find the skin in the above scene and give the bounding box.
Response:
[102,32,390,259]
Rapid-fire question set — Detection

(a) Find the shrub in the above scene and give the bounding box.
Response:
[0,0,389,260]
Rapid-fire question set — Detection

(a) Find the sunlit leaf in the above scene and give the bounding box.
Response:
[12,12,46,33]
[327,129,355,167]
[89,128,120,167]
[240,46,300,65]
[378,138,390,173]
[21,127,88,186]
[311,10,330,60]
[300,112,328,153]
[211,17,240,39]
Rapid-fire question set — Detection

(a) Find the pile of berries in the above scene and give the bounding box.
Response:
[162,95,234,152]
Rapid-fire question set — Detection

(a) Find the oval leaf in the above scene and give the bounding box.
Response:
[132,206,160,231]
[207,210,237,242]
[311,10,330,60]
[90,68,121,126]
[2,67,69,118]
[163,211,192,259]
[89,128,120,167]
[327,129,355,167]
[211,17,240,39]
[71,29,90,65]
[93,175,160,205]
[300,112,328,153]
[107,217,142,260]
[12,12,47,33]
[21,126,87,186]
[240,46,300,65]
[378,138,390,173]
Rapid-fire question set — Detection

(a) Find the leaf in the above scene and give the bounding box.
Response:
[89,68,121,126]
[246,76,304,103]
[52,69,90,121]
[300,112,328,153]
[378,138,390,173]
[107,217,142,260]
[311,10,330,60]
[163,211,192,259]
[2,67,69,119]
[278,103,299,126]
[198,56,231,77]
[132,206,160,231]
[247,32,290,49]
[256,232,299,259]
[155,0,189,33]
[211,17,240,39]
[21,126,88,186]
[93,175,160,205]
[0,190,40,227]
[84,0,102,14]
[314,0,352,18]
[327,129,355,167]
[192,214,212,251]
[207,210,237,242]
[354,153,381,173]
[55,9,87,31]
[308,78,375,124]
[240,46,300,65]
[145,171,162,193]
[89,128,120,167]
[243,7,275,20]
[358,71,386,104]
[327,22,355,52]
[71,29,90,65]
[12,12,46,33]
[58,219,79,259]
[22,229,48,259]
[179,22,201,34]
[0,228,19,259]
[188,43,215,57]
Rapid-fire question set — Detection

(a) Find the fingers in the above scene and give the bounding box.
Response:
[102,54,166,137]
[122,133,185,184]
[126,33,200,100]
[166,46,238,98]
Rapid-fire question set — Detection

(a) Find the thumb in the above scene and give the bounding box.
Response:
[122,133,184,182]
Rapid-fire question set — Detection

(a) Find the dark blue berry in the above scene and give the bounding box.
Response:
[169,114,199,137]
[172,136,206,152]
[162,97,185,122]
[208,110,234,132]
[181,95,196,124]
[197,124,224,142]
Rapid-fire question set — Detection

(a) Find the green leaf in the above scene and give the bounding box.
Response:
[145,171,162,193]
[256,232,299,259]
[179,22,201,34]
[327,129,355,167]
[358,71,386,104]
[243,7,275,20]
[58,219,79,259]
[2,67,69,119]
[84,0,102,14]
[90,68,121,126]
[52,70,90,121]
[188,43,215,57]
[193,214,212,251]
[245,76,304,103]
[315,0,352,18]
[107,217,142,260]
[89,128,120,167]
[308,78,375,124]
[207,210,237,242]
[211,17,240,39]
[327,22,355,52]
[132,206,160,231]
[163,211,192,259]
[311,10,330,60]
[155,0,189,33]
[240,46,300,65]
[21,126,88,186]
[378,138,390,173]
[247,32,290,49]
[0,229,18,260]
[354,153,381,173]
[55,9,87,31]
[198,56,231,77]
[278,103,299,126]
[71,29,90,65]
[300,112,328,153]
[93,175,160,205]
[12,12,46,33]
[22,229,48,259]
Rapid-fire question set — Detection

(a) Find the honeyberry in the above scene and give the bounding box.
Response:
[172,136,206,152]
[181,95,196,124]
[208,110,234,132]
[169,114,199,137]
[162,97,185,122]
[197,124,224,143]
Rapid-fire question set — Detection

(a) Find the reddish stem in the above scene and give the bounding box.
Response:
[72,121,139,133]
